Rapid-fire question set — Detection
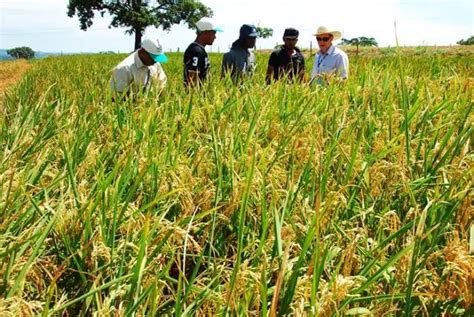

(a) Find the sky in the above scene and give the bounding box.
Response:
[0,0,473,53]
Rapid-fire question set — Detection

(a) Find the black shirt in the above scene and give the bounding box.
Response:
[268,46,305,82]
[183,42,210,85]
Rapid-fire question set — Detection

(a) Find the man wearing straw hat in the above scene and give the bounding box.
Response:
[184,18,223,86]
[266,28,305,84]
[310,26,349,85]
[110,37,168,97]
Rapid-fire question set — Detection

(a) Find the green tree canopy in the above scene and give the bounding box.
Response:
[7,47,35,60]
[457,36,474,45]
[341,36,378,56]
[67,0,213,50]
[341,37,378,47]
[256,26,273,39]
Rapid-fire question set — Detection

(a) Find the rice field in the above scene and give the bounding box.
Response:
[0,60,31,100]
[0,47,473,316]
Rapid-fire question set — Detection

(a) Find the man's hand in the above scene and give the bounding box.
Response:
[266,65,274,84]
[186,71,200,86]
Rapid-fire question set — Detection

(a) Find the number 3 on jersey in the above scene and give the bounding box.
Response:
[192,57,199,67]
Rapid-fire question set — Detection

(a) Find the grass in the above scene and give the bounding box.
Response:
[0,47,473,316]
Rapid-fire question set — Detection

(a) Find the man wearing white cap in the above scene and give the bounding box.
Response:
[310,26,349,85]
[110,38,168,96]
[184,18,222,86]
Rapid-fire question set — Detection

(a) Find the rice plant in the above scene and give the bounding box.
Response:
[0,48,472,316]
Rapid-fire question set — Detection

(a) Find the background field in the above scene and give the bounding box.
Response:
[1,47,473,316]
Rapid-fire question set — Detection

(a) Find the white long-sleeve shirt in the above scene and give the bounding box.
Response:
[110,50,167,94]
[311,45,349,81]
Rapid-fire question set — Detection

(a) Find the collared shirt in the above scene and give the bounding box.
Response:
[310,45,349,81]
[110,50,167,94]
[222,39,256,82]
[268,45,305,81]
[183,42,210,85]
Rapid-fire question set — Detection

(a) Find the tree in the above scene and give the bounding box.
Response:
[68,0,213,50]
[341,36,378,56]
[341,38,351,45]
[256,26,273,39]
[7,47,35,59]
[457,36,474,45]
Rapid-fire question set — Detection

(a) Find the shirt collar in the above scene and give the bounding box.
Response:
[193,42,206,50]
[319,45,336,56]
[134,50,146,69]
[232,39,248,51]
[327,45,336,55]
[281,46,297,56]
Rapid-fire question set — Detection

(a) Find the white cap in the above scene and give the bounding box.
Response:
[141,37,164,55]
[141,37,168,63]
[195,18,223,32]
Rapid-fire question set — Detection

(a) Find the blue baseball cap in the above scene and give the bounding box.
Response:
[240,24,258,39]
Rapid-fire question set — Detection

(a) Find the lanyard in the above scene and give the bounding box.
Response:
[143,68,151,92]
[317,54,327,69]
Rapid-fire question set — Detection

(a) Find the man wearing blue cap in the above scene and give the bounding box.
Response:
[184,18,223,86]
[266,28,305,84]
[110,37,168,96]
[221,24,258,82]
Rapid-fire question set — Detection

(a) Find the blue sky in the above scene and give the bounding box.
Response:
[1,0,473,53]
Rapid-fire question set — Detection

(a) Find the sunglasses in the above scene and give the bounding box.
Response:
[316,37,331,42]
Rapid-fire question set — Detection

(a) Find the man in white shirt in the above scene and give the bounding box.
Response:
[310,26,349,85]
[110,38,168,97]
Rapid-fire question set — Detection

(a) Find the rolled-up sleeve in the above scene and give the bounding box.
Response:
[154,63,167,91]
[336,54,349,79]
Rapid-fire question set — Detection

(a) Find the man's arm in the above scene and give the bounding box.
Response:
[154,63,167,92]
[298,56,306,82]
[247,51,257,75]
[298,68,306,82]
[309,55,319,81]
[186,55,200,86]
[336,54,349,79]
[185,50,203,86]
[221,53,233,79]
[266,52,277,84]
[110,66,131,99]
[266,65,274,84]
[187,71,199,86]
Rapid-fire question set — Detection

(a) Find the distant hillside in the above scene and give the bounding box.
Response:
[0,49,64,60]
[0,50,13,60]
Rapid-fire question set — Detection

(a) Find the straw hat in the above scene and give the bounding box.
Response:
[313,26,342,40]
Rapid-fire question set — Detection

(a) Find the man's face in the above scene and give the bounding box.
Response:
[244,36,257,49]
[316,33,333,50]
[203,30,217,46]
[140,48,156,66]
[283,37,298,50]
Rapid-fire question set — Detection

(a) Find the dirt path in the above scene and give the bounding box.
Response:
[0,59,32,99]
